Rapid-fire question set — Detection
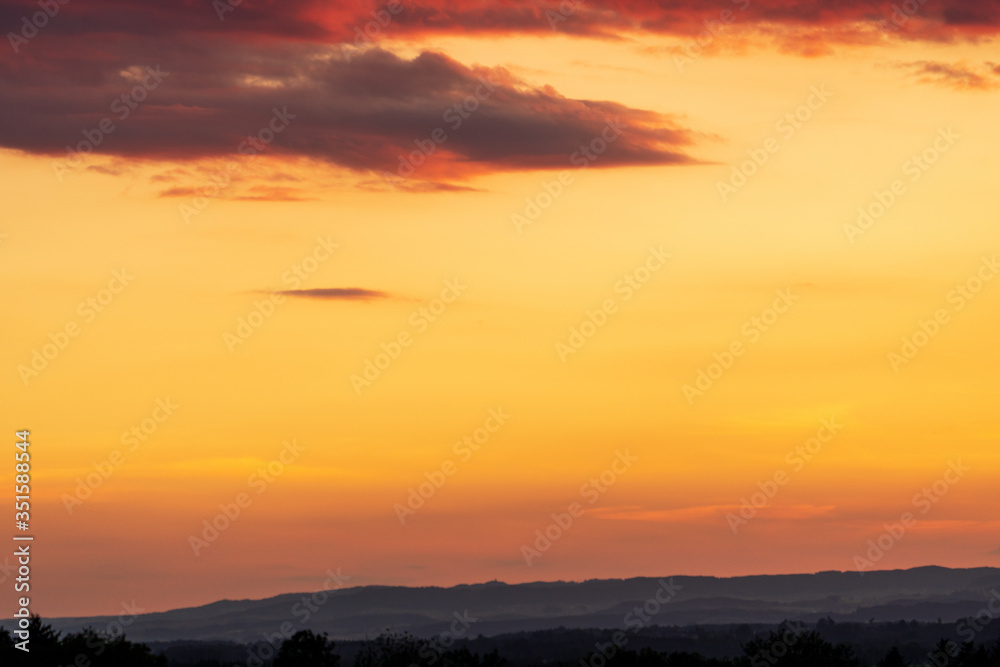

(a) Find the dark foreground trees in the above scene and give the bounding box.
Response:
[274,630,340,667]
[7,617,1000,666]
[740,629,859,667]
[0,616,166,666]
[585,647,734,666]
[878,646,907,667]
[0,626,16,662]
[355,631,505,667]
[575,629,858,667]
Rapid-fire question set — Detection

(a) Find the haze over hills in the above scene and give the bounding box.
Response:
[26,567,1000,643]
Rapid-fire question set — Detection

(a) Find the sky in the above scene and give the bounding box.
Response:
[2,0,999,618]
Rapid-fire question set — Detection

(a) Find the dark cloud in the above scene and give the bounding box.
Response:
[387,0,1000,40]
[5,0,1000,44]
[0,43,698,181]
[4,0,999,188]
[0,0,337,41]
[274,288,390,301]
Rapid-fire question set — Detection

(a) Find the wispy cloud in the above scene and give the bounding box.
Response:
[591,504,838,523]
[273,288,390,301]
[898,60,1000,90]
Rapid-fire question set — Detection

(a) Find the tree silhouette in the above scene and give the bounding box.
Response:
[355,632,426,667]
[0,626,16,662]
[274,629,340,667]
[354,631,506,667]
[878,646,907,667]
[952,640,992,667]
[741,630,858,667]
[596,647,733,665]
[2,617,165,667]
[25,615,64,665]
[61,627,167,667]
[438,645,507,666]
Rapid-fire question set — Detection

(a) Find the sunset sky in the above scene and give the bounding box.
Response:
[2,0,999,618]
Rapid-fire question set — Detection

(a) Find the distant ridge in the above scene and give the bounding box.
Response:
[19,566,1000,643]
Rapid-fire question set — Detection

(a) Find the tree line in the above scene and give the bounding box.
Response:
[4,616,1000,666]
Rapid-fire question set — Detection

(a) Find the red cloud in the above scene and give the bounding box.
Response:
[4,0,1000,46]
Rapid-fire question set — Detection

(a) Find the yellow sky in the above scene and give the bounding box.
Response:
[2,33,999,616]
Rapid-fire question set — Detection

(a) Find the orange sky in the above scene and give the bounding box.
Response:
[2,0,1000,617]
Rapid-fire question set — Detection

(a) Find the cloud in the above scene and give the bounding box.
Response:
[157,187,205,198]
[0,44,698,183]
[5,0,997,189]
[6,1,1000,44]
[233,186,315,202]
[357,178,484,193]
[84,163,131,176]
[898,60,1000,90]
[590,504,838,523]
[274,288,390,301]
[357,0,1000,44]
